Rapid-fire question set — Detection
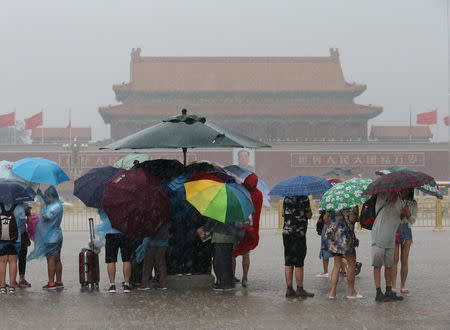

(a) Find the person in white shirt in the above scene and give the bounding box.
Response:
[371,191,409,302]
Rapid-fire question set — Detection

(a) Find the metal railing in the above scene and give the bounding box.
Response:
[31,199,449,232]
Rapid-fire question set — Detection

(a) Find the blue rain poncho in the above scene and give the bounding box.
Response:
[95,209,121,247]
[0,203,26,254]
[27,186,63,260]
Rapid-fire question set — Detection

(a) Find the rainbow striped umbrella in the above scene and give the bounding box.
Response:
[184,173,254,223]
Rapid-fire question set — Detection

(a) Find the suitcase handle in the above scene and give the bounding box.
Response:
[88,218,95,247]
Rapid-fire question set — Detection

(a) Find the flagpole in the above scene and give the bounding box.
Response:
[447,0,450,180]
[409,106,412,143]
[41,110,44,144]
[69,108,72,145]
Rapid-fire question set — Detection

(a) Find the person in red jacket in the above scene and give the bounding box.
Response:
[232,174,263,287]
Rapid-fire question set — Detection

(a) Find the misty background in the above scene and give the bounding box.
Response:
[0,0,448,142]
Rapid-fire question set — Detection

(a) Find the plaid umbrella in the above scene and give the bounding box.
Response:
[269,176,332,196]
[375,166,442,199]
[364,170,434,195]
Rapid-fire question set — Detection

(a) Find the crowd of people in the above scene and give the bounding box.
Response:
[282,187,416,301]
[0,182,417,302]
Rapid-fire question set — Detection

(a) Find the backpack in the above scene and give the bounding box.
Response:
[316,212,325,236]
[0,204,18,242]
[359,195,385,230]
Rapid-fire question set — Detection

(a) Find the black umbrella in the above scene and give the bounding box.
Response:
[131,159,185,181]
[73,166,121,208]
[100,108,271,165]
[0,179,36,204]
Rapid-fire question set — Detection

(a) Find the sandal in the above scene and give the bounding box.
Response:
[347,293,366,299]
[400,288,410,294]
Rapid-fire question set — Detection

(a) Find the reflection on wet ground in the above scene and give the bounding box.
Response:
[0,230,449,329]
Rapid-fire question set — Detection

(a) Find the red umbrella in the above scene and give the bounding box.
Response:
[327,178,343,186]
[102,168,170,238]
[363,170,433,195]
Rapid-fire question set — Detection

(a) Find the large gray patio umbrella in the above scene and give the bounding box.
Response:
[100,109,271,165]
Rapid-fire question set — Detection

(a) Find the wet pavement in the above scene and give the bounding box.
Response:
[1,229,449,329]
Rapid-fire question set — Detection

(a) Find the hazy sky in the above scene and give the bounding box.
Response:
[1,0,448,141]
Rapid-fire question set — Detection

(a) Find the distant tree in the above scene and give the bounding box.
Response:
[0,120,30,144]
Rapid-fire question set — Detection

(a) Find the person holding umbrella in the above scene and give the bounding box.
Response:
[28,186,64,290]
[271,176,332,298]
[322,207,365,299]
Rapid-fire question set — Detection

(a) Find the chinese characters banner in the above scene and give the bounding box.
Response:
[291,152,425,168]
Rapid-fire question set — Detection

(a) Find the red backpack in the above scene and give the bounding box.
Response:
[359,195,385,230]
[0,204,18,242]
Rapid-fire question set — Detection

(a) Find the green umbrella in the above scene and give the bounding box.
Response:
[100,109,270,165]
[319,177,373,211]
[113,153,149,170]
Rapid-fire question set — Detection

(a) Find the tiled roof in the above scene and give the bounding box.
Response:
[99,103,382,122]
[31,127,92,140]
[370,126,432,138]
[113,48,366,94]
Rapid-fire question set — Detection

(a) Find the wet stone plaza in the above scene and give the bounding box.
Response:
[0,229,449,329]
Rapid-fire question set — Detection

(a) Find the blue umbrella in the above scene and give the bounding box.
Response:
[0,179,36,204]
[12,157,70,185]
[223,165,271,206]
[73,166,121,208]
[269,176,332,196]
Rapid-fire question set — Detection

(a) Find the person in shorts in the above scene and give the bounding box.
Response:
[392,188,416,294]
[372,191,409,302]
[105,231,133,293]
[282,195,314,298]
[0,203,25,294]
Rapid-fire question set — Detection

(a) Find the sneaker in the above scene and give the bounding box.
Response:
[55,282,64,289]
[8,286,16,294]
[295,289,315,298]
[108,285,116,293]
[123,284,131,293]
[213,284,224,292]
[233,276,240,283]
[185,273,192,276]
[316,273,329,278]
[137,286,151,291]
[241,277,248,287]
[19,279,31,288]
[177,273,183,277]
[285,287,296,298]
[43,282,57,290]
[375,292,390,302]
[386,291,404,301]
[159,287,168,291]
[0,287,6,294]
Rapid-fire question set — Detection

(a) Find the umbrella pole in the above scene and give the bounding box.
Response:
[182,147,187,166]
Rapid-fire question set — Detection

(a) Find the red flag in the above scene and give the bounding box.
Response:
[416,110,437,125]
[0,112,15,128]
[24,111,43,130]
[444,116,449,126]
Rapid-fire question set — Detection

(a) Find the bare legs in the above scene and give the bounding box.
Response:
[393,240,411,291]
[46,254,62,283]
[232,255,250,278]
[0,256,7,287]
[285,265,304,289]
[330,256,342,297]
[107,261,131,284]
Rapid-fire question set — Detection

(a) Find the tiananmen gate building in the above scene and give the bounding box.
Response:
[99,48,382,142]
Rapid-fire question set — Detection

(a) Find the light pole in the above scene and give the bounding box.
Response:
[447,0,450,181]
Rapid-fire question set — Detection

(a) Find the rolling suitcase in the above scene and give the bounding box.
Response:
[79,218,100,288]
